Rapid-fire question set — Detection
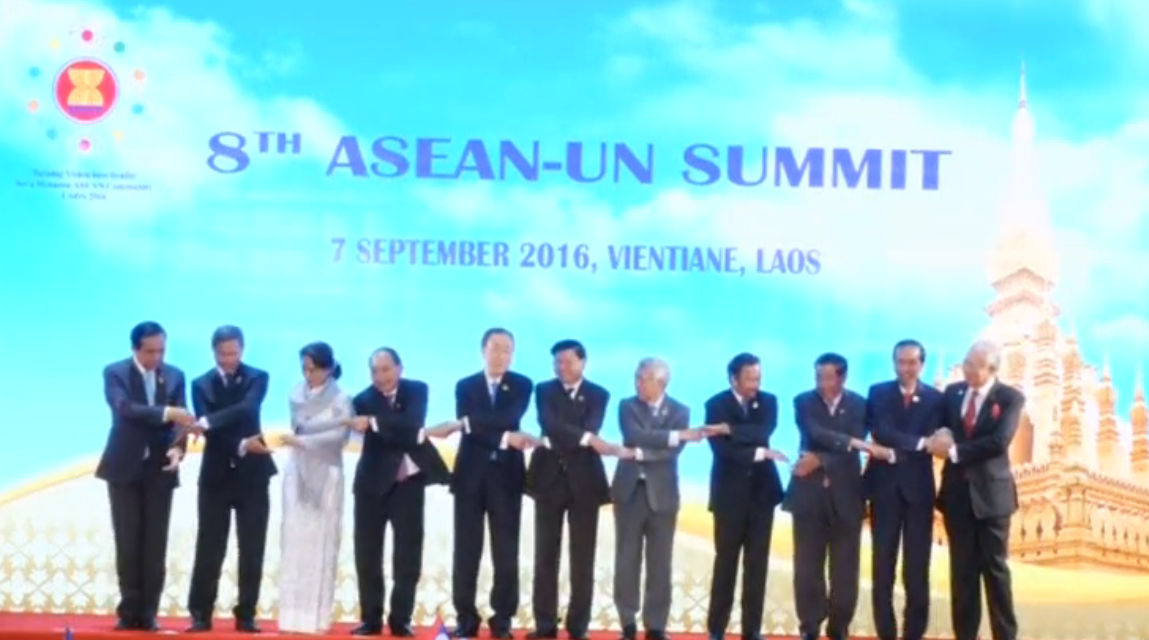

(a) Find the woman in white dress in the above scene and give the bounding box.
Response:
[278,341,354,634]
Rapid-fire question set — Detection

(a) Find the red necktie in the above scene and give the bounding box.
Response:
[962,390,979,436]
[903,391,912,408]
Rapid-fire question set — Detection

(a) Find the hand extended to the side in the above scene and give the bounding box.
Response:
[925,427,954,458]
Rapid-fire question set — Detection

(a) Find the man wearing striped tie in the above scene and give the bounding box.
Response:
[929,340,1024,640]
[95,321,194,632]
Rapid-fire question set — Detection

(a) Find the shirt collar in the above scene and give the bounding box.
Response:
[486,373,503,386]
[971,378,996,397]
[821,392,843,410]
[731,388,751,405]
[648,395,665,412]
[563,379,582,394]
[898,381,918,396]
[133,357,154,376]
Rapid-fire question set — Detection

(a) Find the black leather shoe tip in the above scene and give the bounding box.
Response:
[352,623,383,636]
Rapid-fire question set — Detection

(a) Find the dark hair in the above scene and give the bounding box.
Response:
[482,327,514,347]
[211,325,245,348]
[727,352,760,379]
[130,321,166,349]
[551,339,586,360]
[369,346,402,367]
[892,339,926,363]
[300,341,342,380]
[814,352,848,378]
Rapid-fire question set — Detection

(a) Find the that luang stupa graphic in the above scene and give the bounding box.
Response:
[932,64,1149,574]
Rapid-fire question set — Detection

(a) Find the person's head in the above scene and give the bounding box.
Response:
[892,339,926,387]
[369,347,402,392]
[551,339,586,386]
[300,341,341,388]
[635,357,670,402]
[211,325,244,374]
[130,321,166,371]
[963,340,1001,388]
[727,352,761,398]
[481,328,515,376]
[814,352,848,398]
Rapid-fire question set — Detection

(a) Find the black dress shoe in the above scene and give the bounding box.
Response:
[645,631,669,640]
[390,624,415,637]
[352,623,384,636]
[490,630,514,640]
[235,618,261,633]
[186,618,212,632]
[741,634,762,640]
[527,630,558,639]
[567,631,588,640]
[708,634,724,640]
[619,624,637,640]
[113,618,136,631]
[452,628,480,638]
[138,618,160,632]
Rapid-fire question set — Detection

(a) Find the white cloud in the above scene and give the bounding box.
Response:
[0,0,345,252]
[1091,314,1149,347]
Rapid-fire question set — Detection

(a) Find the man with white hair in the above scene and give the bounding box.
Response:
[611,357,705,640]
[927,340,1024,640]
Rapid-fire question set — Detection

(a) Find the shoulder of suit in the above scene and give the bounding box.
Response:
[919,382,942,398]
[508,371,533,387]
[757,390,777,404]
[667,396,688,412]
[868,380,894,396]
[996,382,1024,402]
[105,359,130,377]
[162,364,185,379]
[704,390,726,406]
[845,389,866,404]
[583,379,607,395]
[243,365,269,380]
[793,389,814,404]
[943,381,965,397]
[458,372,482,387]
[352,386,373,402]
[402,378,429,393]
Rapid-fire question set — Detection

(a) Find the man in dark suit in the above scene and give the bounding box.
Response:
[703,353,787,640]
[349,347,456,637]
[864,339,944,640]
[96,321,194,632]
[185,326,276,634]
[452,327,537,639]
[929,340,1023,640]
[782,353,892,640]
[526,339,616,640]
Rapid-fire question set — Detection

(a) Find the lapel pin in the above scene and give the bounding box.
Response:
[577,395,584,402]
[912,395,920,403]
[751,401,759,410]
[501,384,509,392]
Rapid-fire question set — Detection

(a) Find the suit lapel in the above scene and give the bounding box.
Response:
[973,382,1001,434]
[127,363,147,403]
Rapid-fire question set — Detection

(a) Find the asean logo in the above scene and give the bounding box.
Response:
[27,29,148,153]
[54,58,118,124]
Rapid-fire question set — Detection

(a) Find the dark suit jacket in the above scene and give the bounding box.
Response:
[95,358,189,486]
[352,378,450,496]
[526,378,611,506]
[937,381,1024,520]
[451,370,533,496]
[191,364,277,489]
[782,389,867,523]
[863,380,943,505]
[705,389,784,513]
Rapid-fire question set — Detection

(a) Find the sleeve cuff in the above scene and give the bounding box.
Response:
[462,416,471,434]
[579,432,592,447]
[237,438,248,457]
[668,431,680,447]
[416,428,426,444]
[754,447,766,462]
[499,431,509,450]
[635,449,645,462]
[162,406,171,422]
[916,438,925,451]
[889,451,897,464]
[543,436,552,449]
[948,445,959,463]
[370,417,379,433]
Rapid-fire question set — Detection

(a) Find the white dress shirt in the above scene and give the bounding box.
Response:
[949,378,996,463]
[367,388,426,477]
[634,395,678,463]
[461,374,512,449]
[732,389,770,462]
[542,380,594,450]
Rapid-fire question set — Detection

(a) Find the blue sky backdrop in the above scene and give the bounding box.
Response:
[2,0,1149,491]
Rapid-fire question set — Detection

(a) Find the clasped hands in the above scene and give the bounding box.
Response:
[848,437,895,463]
[924,428,954,458]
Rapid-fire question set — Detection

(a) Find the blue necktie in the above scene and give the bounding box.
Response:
[144,372,156,406]
[489,381,498,404]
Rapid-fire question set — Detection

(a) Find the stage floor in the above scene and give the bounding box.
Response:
[0,614,912,639]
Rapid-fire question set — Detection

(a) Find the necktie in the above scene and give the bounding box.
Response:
[144,371,156,406]
[963,390,979,436]
[566,387,576,400]
[740,398,749,415]
[387,393,396,408]
[224,373,236,388]
[489,381,498,404]
[903,391,913,408]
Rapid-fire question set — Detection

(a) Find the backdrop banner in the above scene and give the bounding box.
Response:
[2,1,1149,639]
